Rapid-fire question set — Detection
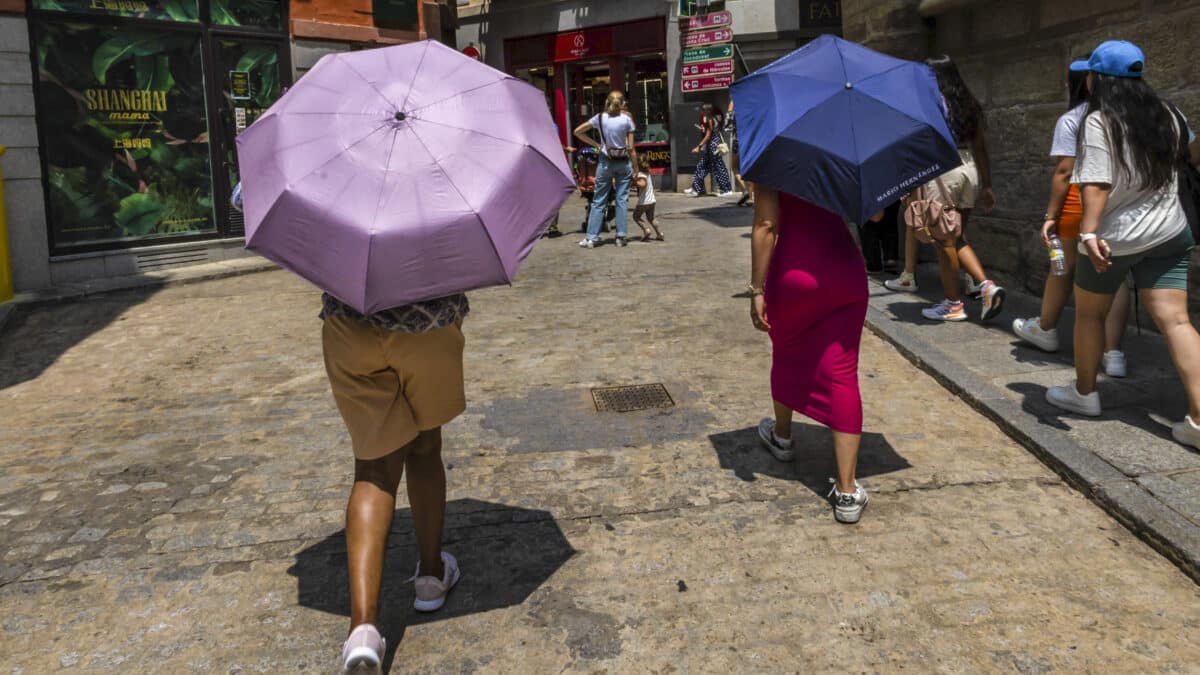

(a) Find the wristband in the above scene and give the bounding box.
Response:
[747,284,764,296]
[1079,233,1098,242]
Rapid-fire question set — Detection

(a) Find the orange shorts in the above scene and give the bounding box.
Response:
[1057,185,1082,240]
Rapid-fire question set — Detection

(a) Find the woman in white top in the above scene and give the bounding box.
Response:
[574,91,637,248]
[1012,62,1132,375]
[1046,41,1200,452]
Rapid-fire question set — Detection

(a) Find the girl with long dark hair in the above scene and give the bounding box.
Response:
[884,56,1007,323]
[685,102,734,198]
[1045,41,1200,452]
[1013,61,1132,375]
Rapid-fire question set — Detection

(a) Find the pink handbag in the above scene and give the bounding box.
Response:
[904,177,962,244]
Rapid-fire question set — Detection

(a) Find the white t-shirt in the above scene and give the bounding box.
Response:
[1071,110,1189,256]
[636,172,656,206]
[589,112,635,157]
[1049,104,1087,158]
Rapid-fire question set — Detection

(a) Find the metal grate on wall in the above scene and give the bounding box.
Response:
[135,247,212,272]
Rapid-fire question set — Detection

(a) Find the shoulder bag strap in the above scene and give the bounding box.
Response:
[933,176,956,210]
[598,113,608,155]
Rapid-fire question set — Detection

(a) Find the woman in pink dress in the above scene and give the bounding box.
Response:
[749,187,875,523]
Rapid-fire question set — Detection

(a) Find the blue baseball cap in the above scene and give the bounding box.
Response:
[1070,40,1145,78]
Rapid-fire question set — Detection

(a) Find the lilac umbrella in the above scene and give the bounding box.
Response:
[237,40,574,314]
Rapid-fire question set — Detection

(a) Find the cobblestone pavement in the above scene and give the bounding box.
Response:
[2,196,1199,673]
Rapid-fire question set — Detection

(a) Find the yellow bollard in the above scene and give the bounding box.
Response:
[0,145,11,303]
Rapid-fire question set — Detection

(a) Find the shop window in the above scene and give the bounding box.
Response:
[626,54,669,144]
[32,21,214,251]
[210,0,283,29]
[515,66,555,115]
[32,0,201,22]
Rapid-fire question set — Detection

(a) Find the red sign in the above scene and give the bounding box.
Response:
[681,59,733,78]
[462,46,481,61]
[685,10,732,31]
[554,28,615,61]
[681,74,733,92]
[683,28,733,48]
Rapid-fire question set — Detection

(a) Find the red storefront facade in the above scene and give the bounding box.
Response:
[504,17,671,175]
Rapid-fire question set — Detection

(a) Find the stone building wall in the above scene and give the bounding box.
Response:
[843,0,1200,310]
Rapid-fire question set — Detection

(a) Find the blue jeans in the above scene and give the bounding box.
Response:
[586,156,632,241]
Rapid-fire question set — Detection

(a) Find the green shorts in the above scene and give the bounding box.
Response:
[1075,227,1195,294]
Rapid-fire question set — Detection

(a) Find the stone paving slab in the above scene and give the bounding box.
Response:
[1,195,1199,672]
[864,261,1200,582]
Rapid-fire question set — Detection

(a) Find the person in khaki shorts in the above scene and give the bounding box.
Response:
[323,291,467,673]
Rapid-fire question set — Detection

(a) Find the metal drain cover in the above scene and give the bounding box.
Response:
[591,384,675,413]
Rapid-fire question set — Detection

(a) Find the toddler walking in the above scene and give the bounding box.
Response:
[634,157,663,242]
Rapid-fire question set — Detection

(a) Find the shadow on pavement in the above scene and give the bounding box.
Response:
[289,498,576,673]
[0,287,159,391]
[709,424,911,498]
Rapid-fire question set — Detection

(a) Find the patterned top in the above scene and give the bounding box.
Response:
[319,293,469,333]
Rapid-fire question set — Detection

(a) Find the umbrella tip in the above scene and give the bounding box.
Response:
[845,82,853,89]
[394,111,407,121]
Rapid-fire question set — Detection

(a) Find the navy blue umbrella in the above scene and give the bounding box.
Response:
[731,35,961,224]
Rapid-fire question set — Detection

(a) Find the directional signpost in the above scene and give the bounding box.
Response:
[685,10,731,31]
[681,74,733,93]
[681,59,733,78]
[681,44,733,65]
[683,28,733,48]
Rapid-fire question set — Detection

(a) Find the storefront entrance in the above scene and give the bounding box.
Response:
[27,0,290,254]
[506,17,670,178]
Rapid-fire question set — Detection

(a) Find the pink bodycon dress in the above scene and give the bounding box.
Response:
[764,193,868,434]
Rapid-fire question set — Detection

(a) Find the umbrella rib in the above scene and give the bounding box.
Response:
[411,117,564,175]
[369,129,404,234]
[405,125,512,284]
[407,79,507,116]
[277,121,393,196]
[336,55,399,111]
[397,41,433,114]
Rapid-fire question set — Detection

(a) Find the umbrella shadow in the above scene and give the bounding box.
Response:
[709,424,911,498]
[288,498,576,672]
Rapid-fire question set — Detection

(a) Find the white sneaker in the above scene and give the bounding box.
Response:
[963,274,984,300]
[1012,317,1059,352]
[1045,382,1101,417]
[718,191,736,198]
[341,624,384,675]
[410,551,461,613]
[1172,416,1200,451]
[577,238,595,249]
[757,418,795,462]
[1102,350,1127,378]
[827,480,869,524]
[979,280,1006,321]
[683,188,700,197]
[883,272,918,292]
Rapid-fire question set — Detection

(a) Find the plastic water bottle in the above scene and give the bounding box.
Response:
[1048,236,1068,276]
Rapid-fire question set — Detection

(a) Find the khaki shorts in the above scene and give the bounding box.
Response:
[924,149,978,210]
[322,315,466,460]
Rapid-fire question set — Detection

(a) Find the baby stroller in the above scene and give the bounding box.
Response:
[572,146,616,232]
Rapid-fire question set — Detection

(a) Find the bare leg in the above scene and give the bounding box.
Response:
[405,429,446,580]
[346,447,407,629]
[1073,287,1116,396]
[1039,241,1077,330]
[773,400,793,440]
[1142,288,1200,420]
[832,431,861,494]
[953,211,988,284]
[902,226,919,275]
[936,240,963,303]
[1105,283,1131,352]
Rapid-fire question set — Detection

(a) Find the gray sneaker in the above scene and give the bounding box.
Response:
[757,418,795,462]
[828,480,869,524]
[341,624,384,675]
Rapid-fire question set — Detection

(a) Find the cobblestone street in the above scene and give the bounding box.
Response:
[2,196,1199,673]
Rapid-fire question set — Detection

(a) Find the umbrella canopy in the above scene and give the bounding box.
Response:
[237,40,574,314]
[731,35,961,224]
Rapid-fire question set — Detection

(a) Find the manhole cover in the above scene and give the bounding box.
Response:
[591,384,675,413]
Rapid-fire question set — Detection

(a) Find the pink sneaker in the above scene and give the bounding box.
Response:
[410,551,461,612]
[341,624,384,675]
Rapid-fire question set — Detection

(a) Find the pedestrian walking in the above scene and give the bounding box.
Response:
[726,99,752,207]
[885,56,1008,323]
[684,103,734,198]
[1045,42,1200,446]
[575,91,637,248]
[1012,62,1132,375]
[750,190,875,523]
[633,155,663,241]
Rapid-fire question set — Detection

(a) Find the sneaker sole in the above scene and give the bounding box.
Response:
[1173,427,1200,451]
[982,288,1006,321]
[343,649,382,675]
[834,497,868,524]
[883,283,917,293]
[757,425,795,462]
[924,313,967,322]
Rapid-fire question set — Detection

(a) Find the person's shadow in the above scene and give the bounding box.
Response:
[288,498,576,672]
[710,423,911,497]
